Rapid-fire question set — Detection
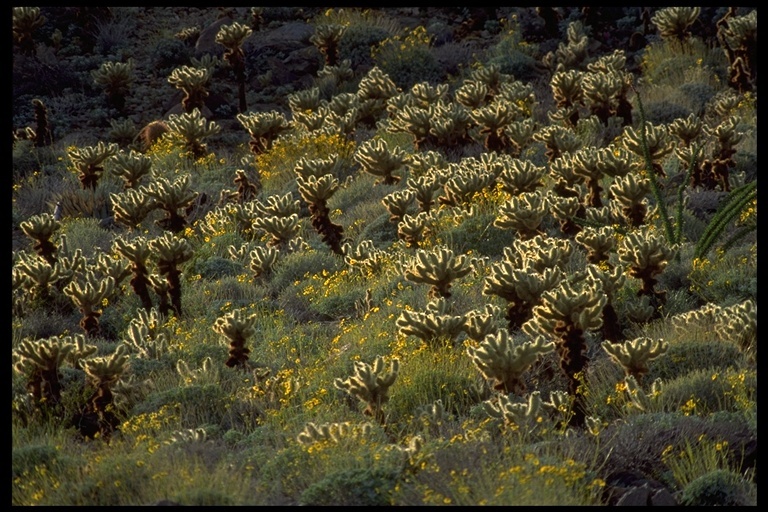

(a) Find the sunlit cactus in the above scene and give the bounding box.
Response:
[406,175,442,215]
[63,270,115,337]
[549,195,585,238]
[406,150,448,178]
[482,391,543,433]
[215,21,253,112]
[497,159,546,197]
[430,100,472,148]
[109,149,152,189]
[455,80,489,109]
[581,71,623,125]
[356,66,399,126]
[574,225,617,266]
[110,187,155,230]
[144,174,199,233]
[334,356,399,424]
[463,304,502,342]
[13,336,75,408]
[248,245,280,280]
[147,273,173,317]
[113,236,154,311]
[404,245,472,299]
[603,336,669,382]
[168,113,219,163]
[548,153,586,199]
[92,60,134,112]
[468,64,513,99]
[68,141,120,191]
[718,9,756,93]
[296,421,373,445]
[493,190,548,241]
[701,115,744,191]
[503,118,537,158]
[468,331,555,395]
[354,137,409,185]
[20,212,60,265]
[585,263,626,343]
[542,20,589,73]
[318,59,354,87]
[213,307,259,369]
[523,273,607,426]
[297,173,345,255]
[469,100,517,152]
[533,125,581,162]
[78,345,130,439]
[382,189,416,225]
[570,146,607,207]
[610,172,652,227]
[621,122,673,177]
[148,232,193,317]
[250,192,302,219]
[397,297,467,347]
[669,113,704,147]
[123,307,172,360]
[168,65,211,113]
[253,213,300,250]
[550,69,584,126]
[617,226,677,307]
[310,23,345,66]
[483,259,564,333]
[651,6,700,42]
[437,169,494,208]
[715,299,757,356]
[387,103,433,151]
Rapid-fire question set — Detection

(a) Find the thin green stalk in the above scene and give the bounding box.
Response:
[694,181,756,259]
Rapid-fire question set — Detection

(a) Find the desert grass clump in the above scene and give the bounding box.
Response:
[371,25,443,90]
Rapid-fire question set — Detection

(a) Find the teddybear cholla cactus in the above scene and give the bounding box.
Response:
[523,273,607,426]
[237,110,292,156]
[213,307,259,369]
[168,65,211,113]
[113,236,155,312]
[467,331,555,395]
[354,138,410,185]
[617,226,677,309]
[404,245,472,299]
[396,297,467,347]
[334,356,399,425]
[166,108,221,159]
[148,232,193,317]
[68,141,120,191]
[297,173,345,255]
[483,391,543,433]
[215,21,253,113]
[603,337,669,383]
[92,60,134,112]
[143,174,199,233]
[63,270,116,337]
[77,345,130,439]
[20,213,60,265]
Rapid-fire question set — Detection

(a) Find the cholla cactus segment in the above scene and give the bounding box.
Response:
[253,214,300,249]
[237,110,291,154]
[20,212,60,261]
[334,356,399,422]
[109,149,153,189]
[167,65,210,95]
[357,66,399,101]
[397,306,467,346]
[410,81,449,106]
[148,231,194,268]
[249,245,280,278]
[354,138,409,185]
[651,6,700,41]
[294,155,340,180]
[403,245,472,299]
[543,390,574,420]
[497,159,546,196]
[528,274,606,336]
[13,336,75,375]
[621,122,673,169]
[595,145,640,179]
[166,108,221,158]
[468,331,555,394]
[584,263,625,300]
[63,272,115,315]
[251,192,302,219]
[397,212,429,248]
[213,307,258,341]
[463,305,501,342]
[610,172,651,227]
[215,21,253,51]
[176,356,216,386]
[617,227,676,299]
[296,421,374,445]
[83,345,130,388]
[669,113,704,147]
[297,173,339,205]
[382,189,416,223]
[287,86,321,114]
[430,100,471,147]
[533,125,582,162]
[111,188,156,230]
[92,60,134,99]
[455,80,489,109]
[603,337,669,380]
[623,375,663,413]
[437,169,494,208]
[493,190,548,240]
[550,69,585,109]
[715,299,756,353]
[482,391,543,430]
[406,175,442,214]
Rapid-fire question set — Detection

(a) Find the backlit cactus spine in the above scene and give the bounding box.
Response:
[354,138,410,185]
[20,212,60,265]
[67,141,120,191]
[166,108,221,159]
[617,226,677,310]
[482,391,543,434]
[237,110,292,156]
[113,236,154,312]
[467,331,554,395]
[396,297,467,347]
[334,356,399,425]
[144,174,199,233]
[297,173,345,255]
[78,345,130,439]
[215,21,253,113]
[168,65,211,113]
[493,190,548,241]
[63,271,116,338]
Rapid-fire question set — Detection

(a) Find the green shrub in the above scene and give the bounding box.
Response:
[270,249,344,293]
[679,469,755,506]
[660,367,756,416]
[371,26,444,89]
[300,467,400,506]
[59,217,114,258]
[12,444,59,479]
[645,339,745,383]
[339,24,391,69]
[191,255,244,280]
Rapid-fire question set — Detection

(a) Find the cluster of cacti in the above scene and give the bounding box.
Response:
[122,307,173,360]
[396,297,467,347]
[176,356,215,386]
[253,213,301,250]
[216,21,253,113]
[493,190,548,241]
[63,270,116,337]
[354,137,409,185]
[717,9,757,93]
[113,236,155,311]
[237,110,291,156]
[143,174,199,233]
[403,245,472,299]
[671,299,756,357]
[12,6,45,55]
[310,23,346,66]
[622,122,674,178]
[19,213,60,265]
[468,331,554,395]
[296,421,374,446]
[651,6,700,42]
[334,356,399,424]
[67,141,120,190]
[213,307,259,369]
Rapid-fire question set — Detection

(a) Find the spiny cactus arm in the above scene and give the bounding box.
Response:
[109,149,153,188]
[13,337,76,373]
[381,189,416,222]
[297,174,340,205]
[20,212,60,245]
[483,391,543,427]
[498,159,546,196]
[716,299,757,351]
[82,345,130,387]
[63,273,116,314]
[334,357,399,409]
[215,21,253,52]
[651,6,701,40]
[404,246,472,287]
[212,308,259,342]
[113,236,152,266]
[468,331,554,392]
[532,277,606,333]
[493,190,548,237]
[603,337,669,378]
[15,255,63,290]
[148,232,194,267]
